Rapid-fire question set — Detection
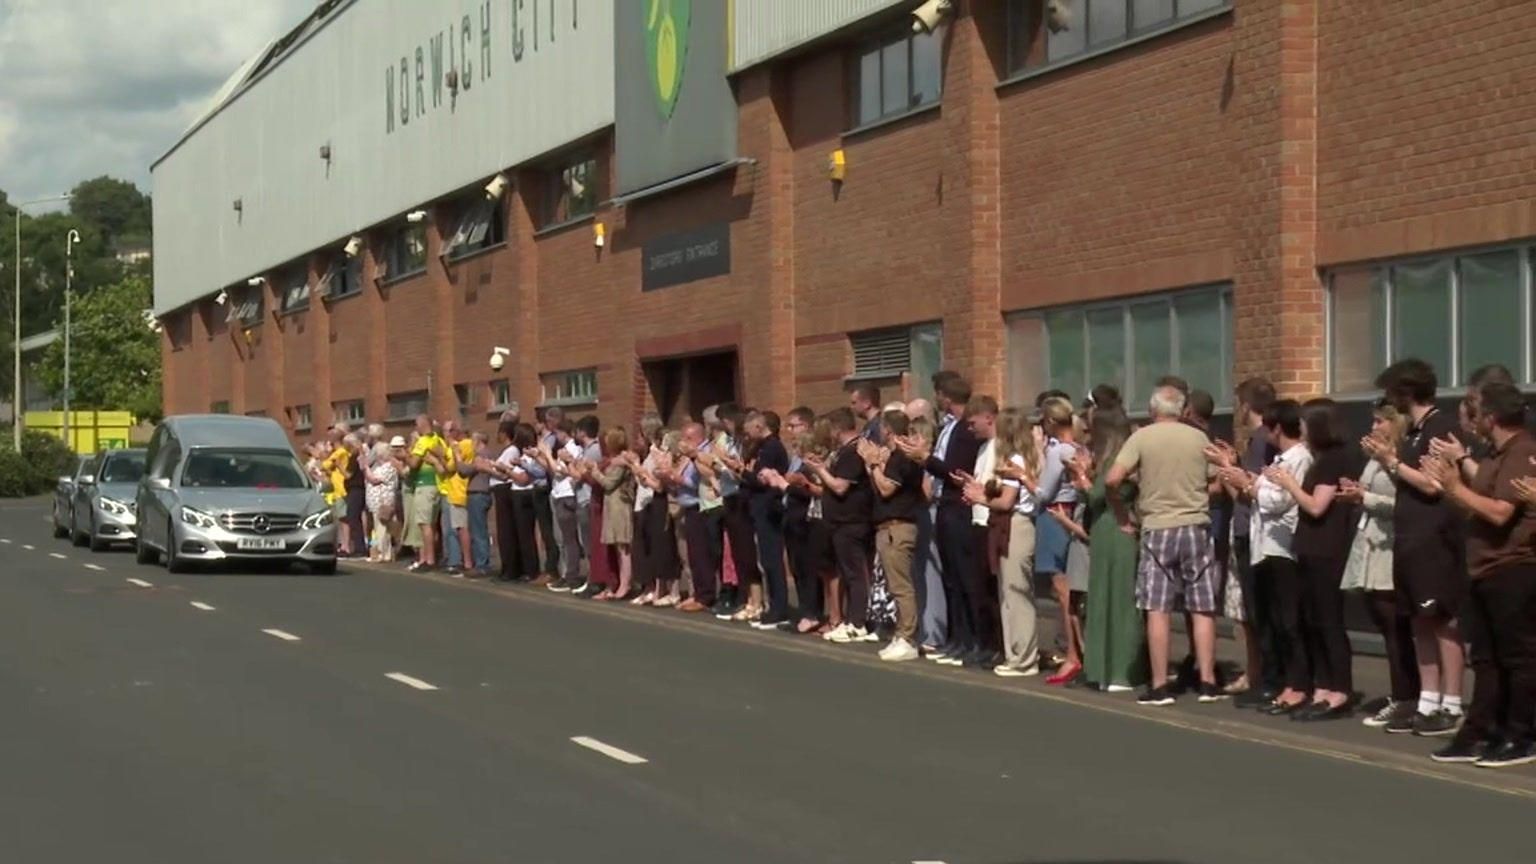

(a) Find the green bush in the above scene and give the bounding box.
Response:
[0,430,79,497]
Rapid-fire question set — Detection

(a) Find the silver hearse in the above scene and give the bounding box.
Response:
[134,415,338,574]
[70,447,147,551]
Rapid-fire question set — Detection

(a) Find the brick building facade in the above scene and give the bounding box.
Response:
[159,0,1536,442]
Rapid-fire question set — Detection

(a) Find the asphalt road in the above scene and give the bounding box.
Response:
[2,497,1533,864]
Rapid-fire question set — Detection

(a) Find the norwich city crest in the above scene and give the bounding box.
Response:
[645,0,690,119]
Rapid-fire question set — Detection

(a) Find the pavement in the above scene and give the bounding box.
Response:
[1,495,1534,864]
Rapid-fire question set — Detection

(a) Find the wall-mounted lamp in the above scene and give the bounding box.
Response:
[214,290,228,306]
[247,276,266,288]
[406,210,428,224]
[828,149,847,182]
[141,309,162,332]
[343,236,363,258]
[911,0,953,33]
[593,222,606,248]
[484,173,510,201]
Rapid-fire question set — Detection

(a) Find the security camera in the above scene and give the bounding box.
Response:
[247,276,265,287]
[1046,0,1072,34]
[343,236,363,258]
[911,0,952,34]
[489,346,511,371]
[406,210,428,223]
[214,290,228,306]
[484,174,510,200]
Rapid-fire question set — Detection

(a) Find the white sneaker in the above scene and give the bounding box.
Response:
[822,623,850,642]
[858,628,880,643]
[993,664,1039,678]
[829,625,869,644]
[879,639,920,662]
[1105,684,1135,693]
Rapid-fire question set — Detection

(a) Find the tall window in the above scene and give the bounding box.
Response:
[545,155,597,226]
[318,251,363,300]
[539,369,598,407]
[167,311,192,351]
[290,404,313,432]
[1327,245,1535,392]
[381,221,428,281]
[332,399,366,425]
[1006,284,1233,409]
[453,384,475,420]
[442,192,505,259]
[227,285,265,327]
[279,265,310,313]
[210,401,231,414]
[848,322,944,401]
[1007,0,1230,74]
[851,24,944,128]
[386,391,430,422]
[489,379,513,412]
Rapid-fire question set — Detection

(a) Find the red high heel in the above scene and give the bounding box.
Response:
[1046,662,1081,686]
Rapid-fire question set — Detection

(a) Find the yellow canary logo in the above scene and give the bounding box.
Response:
[645,0,690,119]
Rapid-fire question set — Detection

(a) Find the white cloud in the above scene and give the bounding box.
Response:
[0,0,316,202]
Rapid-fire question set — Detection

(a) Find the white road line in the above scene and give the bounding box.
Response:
[125,578,154,588]
[0,538,11,544]
[84,563,105,572]
[570,736,648,765]
[21,544,34,550]
[384,672,438,691]
[189,601,216,612]
[48,552,67,560]
[912,860,950,863]
[261,628,301,642]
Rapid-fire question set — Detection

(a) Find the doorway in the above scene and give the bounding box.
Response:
[643,351,739,427]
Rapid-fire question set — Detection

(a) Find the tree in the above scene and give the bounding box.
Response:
[69,177,152,250]
[36,274,162,422]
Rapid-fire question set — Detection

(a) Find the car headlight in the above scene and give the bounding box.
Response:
[300,509,335,530]
[99,497,132,517]
[180,506,219,530]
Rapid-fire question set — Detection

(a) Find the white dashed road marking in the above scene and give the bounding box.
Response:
[21,544,34,551]
[570,737,648,765]
[189,601,216,612]
[385,672,438,691]
[84,564,105,572]
[262,629,301,642]
[49,552,67,560]
[0,538,11,544]
[126,578,154,588]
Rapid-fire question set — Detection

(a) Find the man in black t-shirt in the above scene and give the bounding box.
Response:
[863,410,926,662]
[1367,359,1469,737]
[805,408,876,644]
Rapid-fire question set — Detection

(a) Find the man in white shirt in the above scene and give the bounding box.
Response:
[545,419,586,592]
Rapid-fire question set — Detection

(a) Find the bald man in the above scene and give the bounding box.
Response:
[905,398,934,423]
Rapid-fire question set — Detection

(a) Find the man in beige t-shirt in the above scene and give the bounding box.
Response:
[1106,385,1221,706]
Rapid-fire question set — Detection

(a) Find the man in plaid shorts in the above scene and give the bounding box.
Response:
[1106,384,1224,707]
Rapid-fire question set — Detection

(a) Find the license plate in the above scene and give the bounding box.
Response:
[236,537,286,551]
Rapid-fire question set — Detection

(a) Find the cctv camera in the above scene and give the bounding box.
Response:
[247,277,265,287]
[214,290,228,306]
[911,0,952,34]
[343,236,363,258]
[1046,0,1072,34]
[489,352,505,372]
[485,174,510,200]
[406,210,428,223]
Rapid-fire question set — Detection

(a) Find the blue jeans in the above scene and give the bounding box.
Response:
[441,505,462,569]
[468,491,493,571]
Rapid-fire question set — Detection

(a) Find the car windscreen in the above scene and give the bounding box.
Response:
[180,449,308,490]
[98,453,146,484]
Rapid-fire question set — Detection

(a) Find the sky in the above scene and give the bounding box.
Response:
[0,0,314,207]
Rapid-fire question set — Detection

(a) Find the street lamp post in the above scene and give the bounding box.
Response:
[63,229,81,453]
[11,193,71,450]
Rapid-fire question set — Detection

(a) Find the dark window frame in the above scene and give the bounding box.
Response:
[1004,0,1231,78]
[379,220,429,283]
[385,390,431,423]
[848,22,944,130]
[442,193,506,261]
[543,154,598,228]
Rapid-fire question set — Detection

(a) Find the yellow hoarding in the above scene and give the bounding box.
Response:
[25,411,135,455]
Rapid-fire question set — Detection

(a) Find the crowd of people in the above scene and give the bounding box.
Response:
[300,359,1536,771]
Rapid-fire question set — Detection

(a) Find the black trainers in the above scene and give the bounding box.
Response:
[1363,700,1415,729]
[1385,710,1421,735]
[1137,685,1176,707]
[546,577,575,593]
[1476,739,1536,769]
[1430,734,1489,764]
[1196,682,1229,704]
[1412,709,1463,738]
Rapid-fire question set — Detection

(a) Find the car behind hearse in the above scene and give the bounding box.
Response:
[134,415,338,574]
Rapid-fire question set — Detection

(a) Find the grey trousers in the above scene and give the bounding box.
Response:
[998,514,1040,671]
[553,495,582,581]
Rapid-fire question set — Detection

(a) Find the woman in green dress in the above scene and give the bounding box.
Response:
[1079,406,1148,692]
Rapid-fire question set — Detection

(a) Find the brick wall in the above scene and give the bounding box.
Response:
[161,0,1536,441]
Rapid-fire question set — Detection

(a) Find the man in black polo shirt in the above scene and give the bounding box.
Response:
[1424,382,1536,767]
[1370,359,1468,737]
[862,410,926,662]
[805,408,877,644]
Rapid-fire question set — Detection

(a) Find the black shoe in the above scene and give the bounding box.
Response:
[1385,710,1420,734]
[1292,700,1353,722]
[1476,739,1536,769]
[1233,688,1278,709]
[1196,682,1229,704]
[1431,734,1491,764]
[968,650,1004,670]
[546,578,576,593]
[573,584,602,599]
[1263,699,1308,717]
[1413,709,1463,738]
[1137,685,1176,707]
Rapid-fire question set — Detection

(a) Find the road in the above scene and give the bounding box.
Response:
[1,497,1532,864]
